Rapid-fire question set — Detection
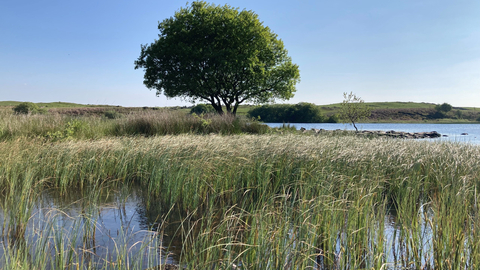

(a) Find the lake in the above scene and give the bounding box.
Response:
[266,123,480,144]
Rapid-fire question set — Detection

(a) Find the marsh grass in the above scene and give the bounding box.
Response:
[0,110,268,141]
[0,133,479,268]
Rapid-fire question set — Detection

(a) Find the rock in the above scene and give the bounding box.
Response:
[442,135,448,137]
[426,131,441,138]
[461,133,468,135]
[353,130,441,139]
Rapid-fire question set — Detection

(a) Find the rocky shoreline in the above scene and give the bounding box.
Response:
[300,127,442,139]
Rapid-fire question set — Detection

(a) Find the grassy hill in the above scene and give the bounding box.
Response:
[1,101,478,123]
[0,101,115,108]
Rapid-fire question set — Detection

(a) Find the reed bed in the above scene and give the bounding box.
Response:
[0,110,268,141]
[0,133,479,269]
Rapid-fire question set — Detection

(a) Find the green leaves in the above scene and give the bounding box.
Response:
[135,1,300,115]
[339,92,371,131]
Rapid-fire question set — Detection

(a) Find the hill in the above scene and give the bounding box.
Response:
[1,101,479,123]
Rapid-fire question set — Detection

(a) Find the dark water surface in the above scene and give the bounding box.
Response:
[266,123,480,144]
[0,187,183,268]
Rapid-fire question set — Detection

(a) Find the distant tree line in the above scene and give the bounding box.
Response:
[247,103,338,123]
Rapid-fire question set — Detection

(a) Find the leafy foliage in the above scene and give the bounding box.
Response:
[190,104,215,115]
[247,103,325,123]
[13,102,46,114]
[45,120,86,141]
[135,1,300,115]
[339,92,371,131]
[435,103,453,113]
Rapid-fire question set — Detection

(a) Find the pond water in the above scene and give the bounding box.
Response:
[266,123,480,144]
[0,188,182,268]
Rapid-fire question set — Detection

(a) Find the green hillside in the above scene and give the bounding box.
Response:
[0,101,114,108]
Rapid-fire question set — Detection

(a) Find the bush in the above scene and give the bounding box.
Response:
[13,102,46,114]
[190,104,215,115]
[247,103,324,123]
[435,103,452,113]
[326,114,339,123]
[104,110,122,119]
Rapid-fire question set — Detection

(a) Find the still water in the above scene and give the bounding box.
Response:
[266,123,480,144]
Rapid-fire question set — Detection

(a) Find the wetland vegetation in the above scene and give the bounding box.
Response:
[0,106,479,269]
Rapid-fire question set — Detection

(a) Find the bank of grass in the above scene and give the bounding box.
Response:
[0,110,268,140]
[0,133,479,268]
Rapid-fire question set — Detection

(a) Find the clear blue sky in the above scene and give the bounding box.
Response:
[1,0,479,107]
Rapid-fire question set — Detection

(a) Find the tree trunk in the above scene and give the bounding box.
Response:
[210,102,223,114]
[232,103,239,116]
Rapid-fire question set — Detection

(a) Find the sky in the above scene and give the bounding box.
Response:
[1,0,479,107]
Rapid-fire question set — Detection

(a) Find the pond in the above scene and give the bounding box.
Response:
[266,123,480,144]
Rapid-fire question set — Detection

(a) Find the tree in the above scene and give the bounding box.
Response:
[135,1,300,115]
[435,103,452,113]
[339,92,371,132]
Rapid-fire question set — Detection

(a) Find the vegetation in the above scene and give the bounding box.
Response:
[3,101,480,123]
[0,129,479,268]
[0,110,269,141]
[189,104,215,115]
[247,102,327,123]
[436,102,453,113]
[12,102,46,114]
[135,1,300,115]
[339,92,371,131]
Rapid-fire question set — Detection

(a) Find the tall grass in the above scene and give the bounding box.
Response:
[0,133,479,268]
[0,110,268,141]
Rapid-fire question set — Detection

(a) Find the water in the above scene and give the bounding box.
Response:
[266,123,480,144]
[0,187,180,268]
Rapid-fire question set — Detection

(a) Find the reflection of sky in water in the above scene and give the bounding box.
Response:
[266,123,480,144]
[0,186,465,269]
[0,188,179,267]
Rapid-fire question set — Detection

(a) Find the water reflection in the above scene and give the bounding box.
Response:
[0,185,469,269]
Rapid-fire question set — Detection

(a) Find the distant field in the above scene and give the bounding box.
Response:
[1,101,479,123]
[0,101,115,108]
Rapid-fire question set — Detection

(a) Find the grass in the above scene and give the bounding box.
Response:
[0,108,479,268]
[0,132,479,268]
[3,100,480,122]
[0,110,269,141]
[0,101,117,108]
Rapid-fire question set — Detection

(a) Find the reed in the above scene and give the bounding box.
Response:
[0,110,268,141]
[0,133,479,268]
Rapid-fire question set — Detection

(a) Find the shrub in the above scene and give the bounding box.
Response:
[326,114,339,123]
[435,103,452,113]
[13,102,46,114]
[190,104,215,115]
[45,120,86,141]
[104,110,122,119]
[247,103,324,123]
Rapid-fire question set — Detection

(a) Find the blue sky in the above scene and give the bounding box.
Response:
[1,0,479,107]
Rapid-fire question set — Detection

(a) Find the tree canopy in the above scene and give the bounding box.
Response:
[135,1,300,115]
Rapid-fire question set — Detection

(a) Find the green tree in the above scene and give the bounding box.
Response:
[339,92,371,131]
[135,1,300,115]
[435,103,452,113]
